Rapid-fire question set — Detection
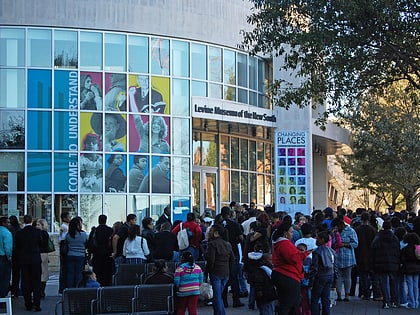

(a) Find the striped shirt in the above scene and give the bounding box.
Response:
[174,263,203,297]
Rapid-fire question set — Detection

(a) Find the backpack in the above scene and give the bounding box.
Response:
[177,223,190,250]
[415,245,420,260]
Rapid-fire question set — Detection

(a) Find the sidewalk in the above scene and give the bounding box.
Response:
[10,274,416,314]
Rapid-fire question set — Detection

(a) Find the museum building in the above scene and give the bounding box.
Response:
[0,0,350,232]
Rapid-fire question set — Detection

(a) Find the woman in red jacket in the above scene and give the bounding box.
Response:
[271,221,309,315]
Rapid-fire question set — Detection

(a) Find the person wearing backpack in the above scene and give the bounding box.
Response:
[88,215,113,286]
[172,212,202,260]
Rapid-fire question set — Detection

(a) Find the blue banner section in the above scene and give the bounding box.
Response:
[54,111,78,151]
[54,152,78,192]
[27,111,52,150]
[28,69,52,109]
[54,70,78,109]
[172,198,191,223]
[27,152,52,192]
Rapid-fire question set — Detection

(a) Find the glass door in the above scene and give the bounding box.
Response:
[192,168,218,217]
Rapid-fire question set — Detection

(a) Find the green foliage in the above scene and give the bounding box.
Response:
[244,0,420,118]
[338,82,420,211]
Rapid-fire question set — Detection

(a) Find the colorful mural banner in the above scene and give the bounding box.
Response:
[275,131,309,215]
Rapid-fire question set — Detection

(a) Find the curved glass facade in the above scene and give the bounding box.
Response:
[0,26,273,231]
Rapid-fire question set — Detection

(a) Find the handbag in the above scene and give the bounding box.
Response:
[199,281,213,300]
[47,236,55,253]
[177,223,190,251]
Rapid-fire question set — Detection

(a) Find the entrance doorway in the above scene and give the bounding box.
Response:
[192,168,218,217]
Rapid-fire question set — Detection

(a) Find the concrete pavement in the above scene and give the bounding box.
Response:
[9,274,417,314]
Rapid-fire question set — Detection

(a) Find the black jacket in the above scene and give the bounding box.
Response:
[371,229,400,273]
[401,243,420,275]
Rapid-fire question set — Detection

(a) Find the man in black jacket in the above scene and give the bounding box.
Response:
[88,214,114,286]
[15,215,43,311]
[371,220,400,309]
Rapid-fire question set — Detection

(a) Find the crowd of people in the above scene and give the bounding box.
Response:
[1,203,420,314]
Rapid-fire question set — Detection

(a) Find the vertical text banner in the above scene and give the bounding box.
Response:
[275,131,309,215]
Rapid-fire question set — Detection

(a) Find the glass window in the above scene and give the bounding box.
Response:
[128,35,148,73]
[220,169,230,203]
[105,33,126,71]
[54,30,77,68]
[27,152,52,191]
[220,135,230,168]
[28,69,52,109]
[150,156,171,194]
[258,93,267,109]
[104,194,127,226]
[192,135,201,166]
[172,79,189,116]
[240,139,248,170]
[80,31,102,70]
[231,137,239,169]
[249,140,256,171]
[250,172,257,204]
[0,28,25,67]
[0,110,25,149]
[79,194,103,231]
[238,88,247,104]
[53,194,78,232]
[129,194,149,222]
[249,56,257,90]
[173,157,190,195]
[202,133,217,167]
[0,152,24,191]
[257,174,264,205]
[237,53,247,87]
[0,193,24,218]
[27,29,51,67]
[231,170,240,202]
[54,111,79,150]
[27,111,52,150]
[172,40,189,77]
[151,38,170,75]
[191,81,206,97]
[209,83,222,99]
[27,194,52,226]
[209,46,222,82]
[258,59,265,93]
[257,142,264,173]
[224,85,236,101]
[224,49,236,85]
[151,195,170,221]
[191,43,207,80]
[240,172,249,203]
[0,68,25,108]
[249,91,257,106]
[172,117,190,155]
[105,153,127,192]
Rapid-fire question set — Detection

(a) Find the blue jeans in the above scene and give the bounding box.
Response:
[406,274,419,308]
[311,274,333,315]
[66,255,86,288]
[114,255,125,274]
[238,262,248,293]
[258,300,275,315]
[210,273,229,315]
[378,272,398,305]
[336,266,352,297]
[0,256,11,298]
[397,273,407,304]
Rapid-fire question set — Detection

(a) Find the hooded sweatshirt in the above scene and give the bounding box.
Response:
[272,237,308,283]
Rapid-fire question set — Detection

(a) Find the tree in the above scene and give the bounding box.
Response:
[338,82,420,211]
[244,0,420,120]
